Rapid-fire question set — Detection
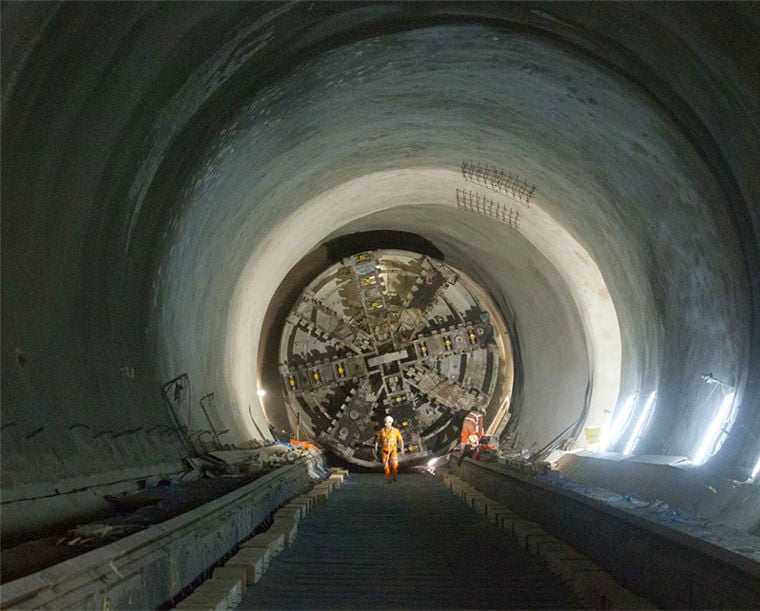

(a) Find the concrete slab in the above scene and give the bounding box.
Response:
[176,578,243,610]
[303,489,328,505]
[225,549,265,583]
[197,578,242,605]
[487,505,515,525]
[468,492,493,515]
[176,595,231,609]
[241,530,285,560]
[271,519,298,545]
[570,569,621,608]
[315,480,338,493]
[452,484,476,501]
[293,495,316,509]
[281,501,309,517]
[212,566,248,595]
[284,497,313,512]
[535,541,586,566]
[175,596,226,610]
[489,509,517,529]
[235,545,271,569]
[554,557,605,584]
[273,509,302,525]
[502,516,543,540]
[178,594,229,609]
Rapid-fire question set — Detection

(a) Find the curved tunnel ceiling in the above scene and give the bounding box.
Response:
[148,18,751,459]
[2,1,760,521]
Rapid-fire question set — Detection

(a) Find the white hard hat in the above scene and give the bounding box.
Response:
[384,415,394,423]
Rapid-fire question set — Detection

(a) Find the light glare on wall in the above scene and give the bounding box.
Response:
[692,391,736,465]
[751,454,760,481]
[599,393,637,452]
[623,392,657,456]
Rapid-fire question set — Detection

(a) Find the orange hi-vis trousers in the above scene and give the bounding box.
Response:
[382,448,399,480]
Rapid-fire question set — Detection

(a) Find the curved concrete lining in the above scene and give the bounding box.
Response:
[152,24,744,457]
[224,168,619,451]
[2,3,758,540]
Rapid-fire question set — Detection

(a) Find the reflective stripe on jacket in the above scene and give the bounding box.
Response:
[377,427,403,450]
[463,411,483,433]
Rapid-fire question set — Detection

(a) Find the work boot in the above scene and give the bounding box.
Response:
[392,475,397,482]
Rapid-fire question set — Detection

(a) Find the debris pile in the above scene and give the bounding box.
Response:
[542,473,760,561]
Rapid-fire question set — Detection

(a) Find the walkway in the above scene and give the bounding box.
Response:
[239,472,580,609]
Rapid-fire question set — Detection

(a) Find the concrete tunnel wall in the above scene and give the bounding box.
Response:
[2,2,759,539]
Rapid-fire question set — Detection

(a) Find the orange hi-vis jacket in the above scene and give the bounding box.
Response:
[461,410,484,444]
[377,427,403,451]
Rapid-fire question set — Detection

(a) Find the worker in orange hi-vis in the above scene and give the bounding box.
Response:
[474,435,498,461]
[375,415,404,482]
[460,406,484,446]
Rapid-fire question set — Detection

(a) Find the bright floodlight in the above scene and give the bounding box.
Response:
[751,454,760,480]
[693,391,736,465]
[599,394,637,452]
[623,392,656,456]
[257,389,267,397]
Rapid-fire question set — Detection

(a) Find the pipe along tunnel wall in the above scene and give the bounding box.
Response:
[2,0,760,555]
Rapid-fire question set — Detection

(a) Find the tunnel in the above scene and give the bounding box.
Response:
[2,2,760,608]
